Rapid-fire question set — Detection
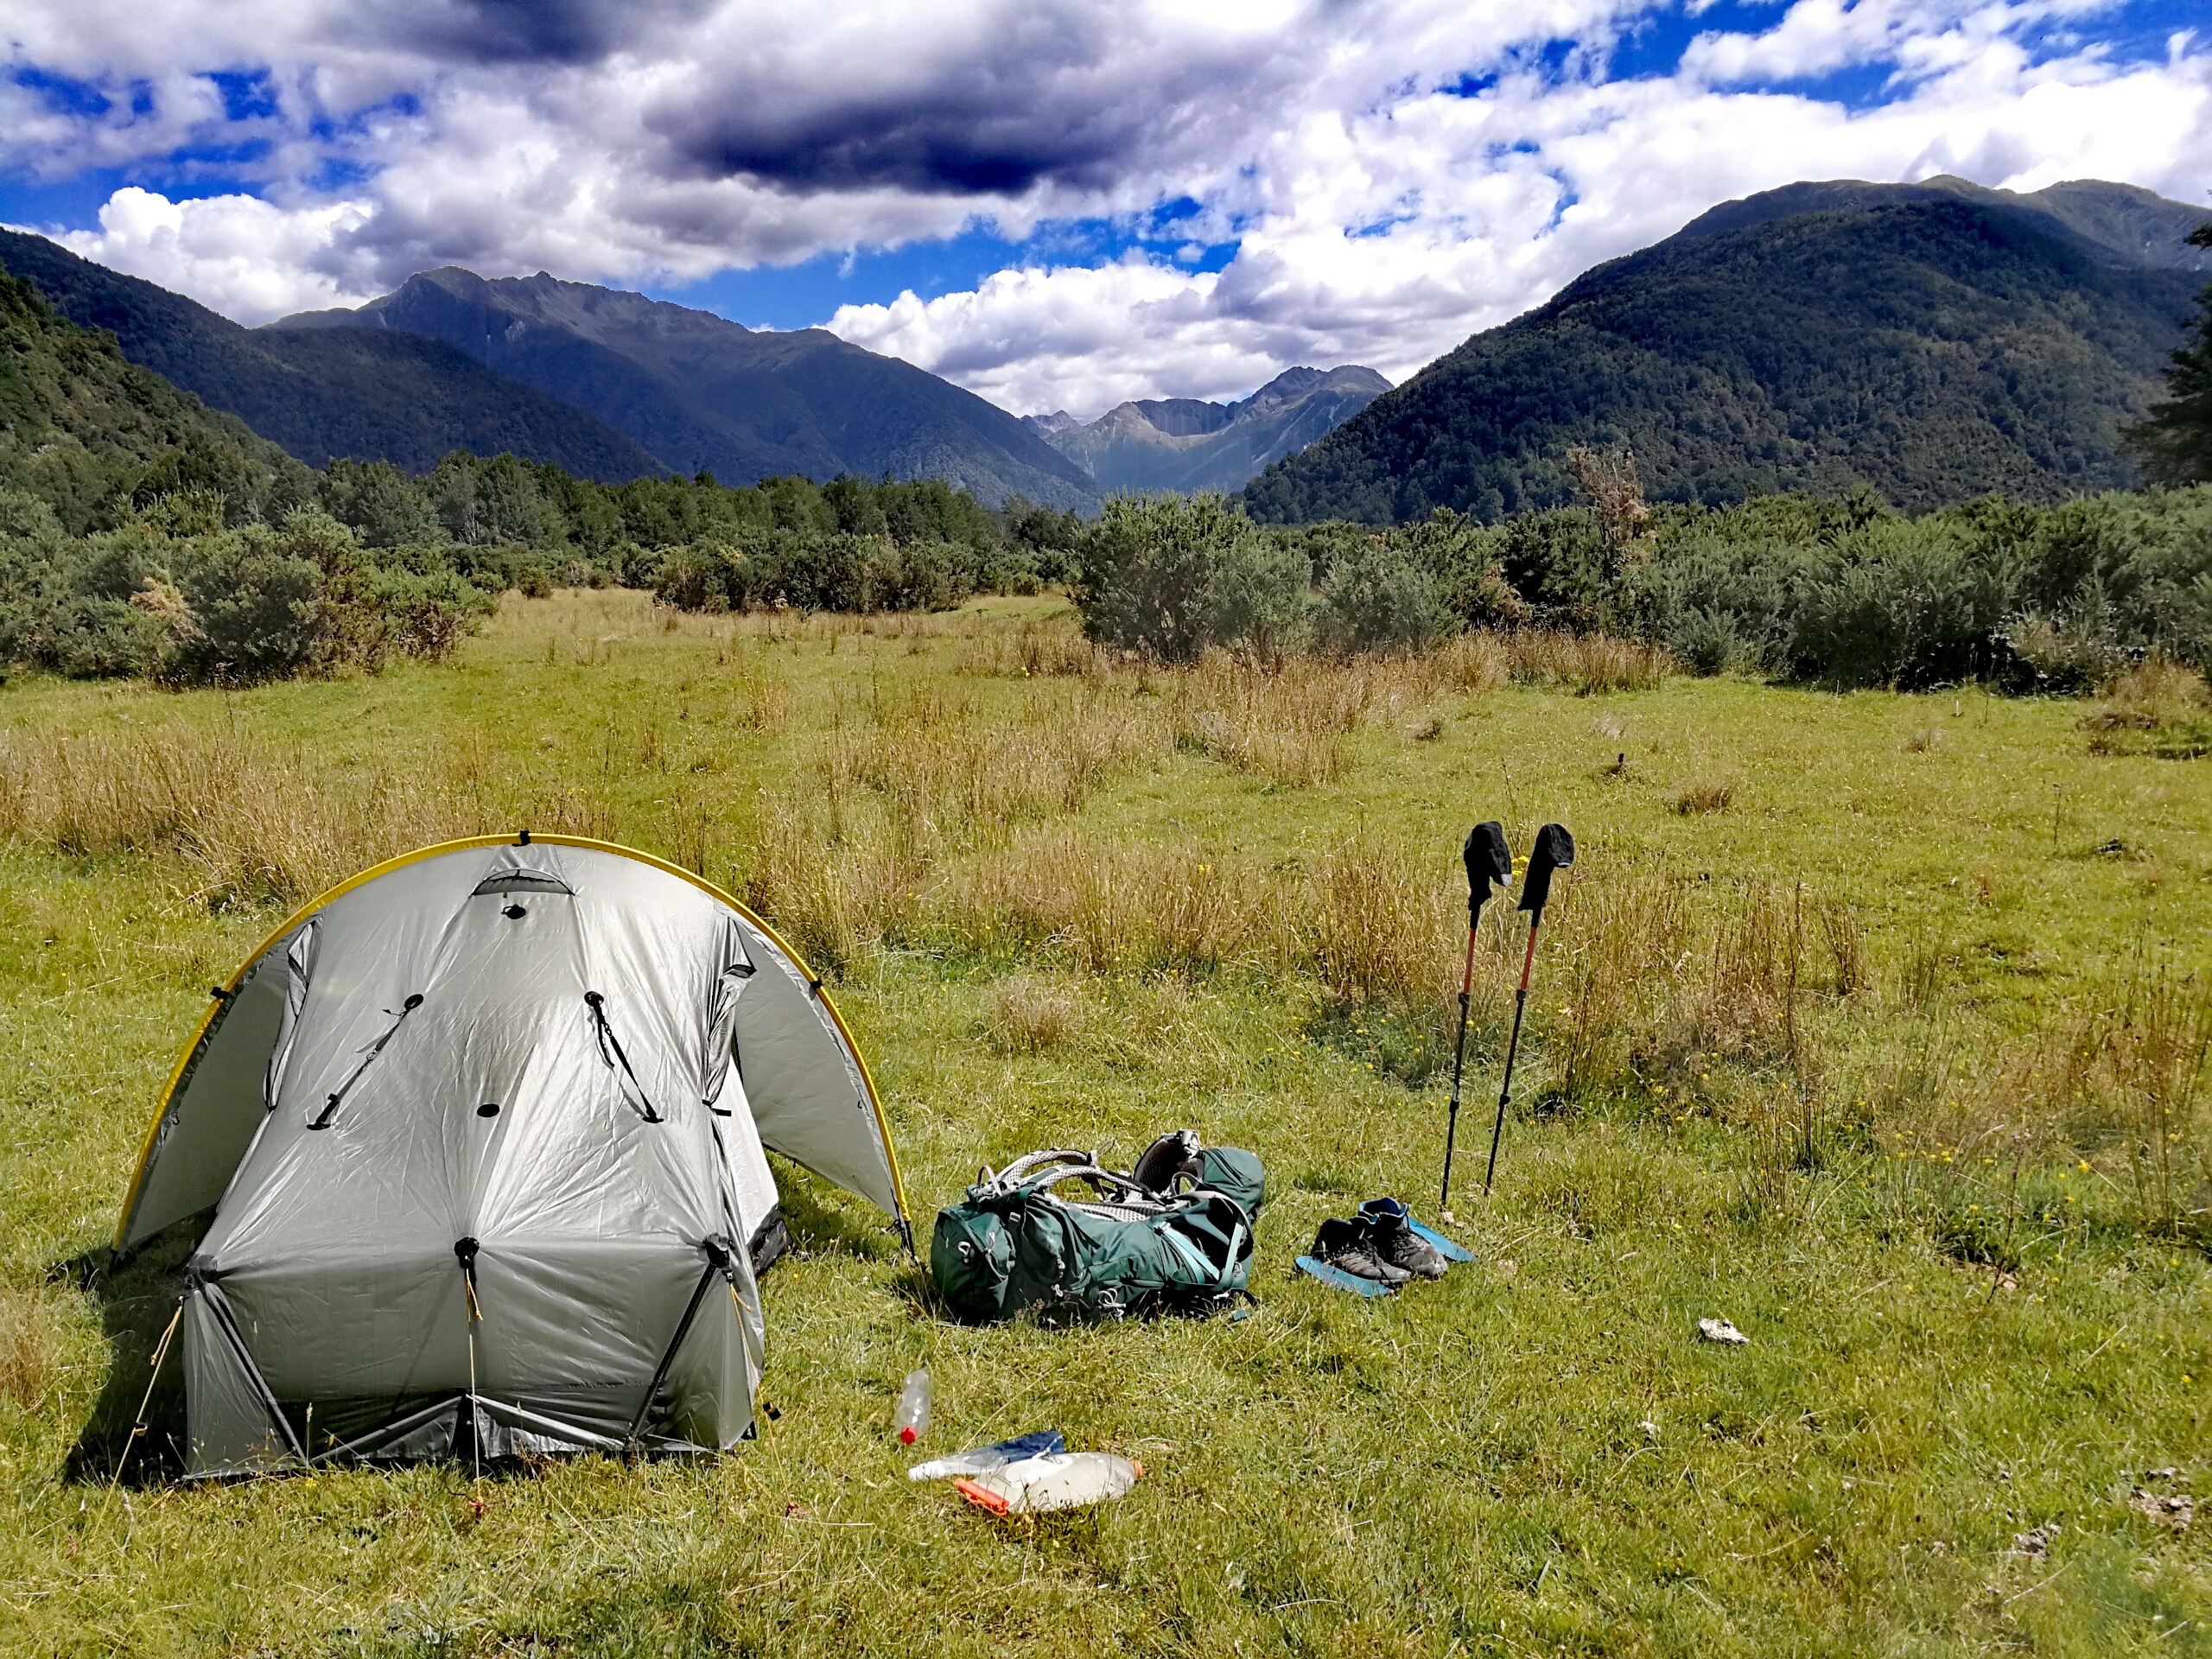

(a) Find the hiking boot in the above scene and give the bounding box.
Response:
[1356,1198,1450,1280]
[1312,1217,1410,1285]
[1132,1129,1202,1196]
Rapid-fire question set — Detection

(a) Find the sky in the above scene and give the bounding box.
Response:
[0,0,2205,422]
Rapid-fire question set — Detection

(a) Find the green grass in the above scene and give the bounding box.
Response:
[2,590,2208,1656]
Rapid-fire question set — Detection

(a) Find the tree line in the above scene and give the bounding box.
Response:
[1071,481,2212,690]
[0,455,1084,685]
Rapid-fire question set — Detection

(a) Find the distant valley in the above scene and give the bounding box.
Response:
[1024,365,1389,494]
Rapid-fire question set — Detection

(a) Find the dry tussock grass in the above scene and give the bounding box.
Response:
[982,973,1087,1053]
[1167,652,1441,786]
[954,617,1109,678]
[1855,961,2211,1238]
[2086,652,2210,747]
[732,672,796,731]
[1503,631,1675,694]
[740,794,923,970]
[1301,829,1465,1007]
[825,679,1163,842]
[1546,873,1861,1098]
[0,726,618,907]
[940,833,1270,973]
[1672,778,1735,815]
[2046,966,2211,1231]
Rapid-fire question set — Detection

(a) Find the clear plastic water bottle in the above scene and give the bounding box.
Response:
[891,1370,931,1445]
[953,1452,1142,1515]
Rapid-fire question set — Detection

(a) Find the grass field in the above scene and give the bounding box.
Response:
[3,589,2209,1657]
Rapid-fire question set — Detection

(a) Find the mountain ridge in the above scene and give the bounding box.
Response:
[1242,179,2207,524]
[0,231,668,482]
[1676,174,2212,271]
[275,269,1100,510]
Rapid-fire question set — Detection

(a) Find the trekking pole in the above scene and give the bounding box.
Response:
[1442,823,1513,1212]
[1484,823,1575,1198]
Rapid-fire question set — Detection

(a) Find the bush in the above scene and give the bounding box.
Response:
[1668,607,1750,676]
[1787,518,2021,688]
[1394,510,1527,629]
[1211,533,1311,660]
[162,531,326,683]
[1314,541,1455,654]
[1999,610,2132,693]
[1074,494,1305,661]
[0,508,494,684]
[649,529,1015,616]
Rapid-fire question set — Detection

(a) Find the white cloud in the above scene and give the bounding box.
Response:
[1,0,2207,408]
[49,188,383,322]
[833,40,2212,416]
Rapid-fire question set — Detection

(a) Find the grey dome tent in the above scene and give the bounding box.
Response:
[115,835,911,1478]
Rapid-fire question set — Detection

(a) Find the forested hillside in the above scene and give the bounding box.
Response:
[0,271,313,535]
[1243,197,2203,523]
[0,274,1078,684]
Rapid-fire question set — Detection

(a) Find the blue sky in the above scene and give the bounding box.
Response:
[3,0,2205,413]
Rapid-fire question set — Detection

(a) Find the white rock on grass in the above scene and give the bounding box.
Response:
[1697,1318,1750,1345]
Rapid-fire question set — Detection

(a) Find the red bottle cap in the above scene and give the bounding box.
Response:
[898,1426,916,1444]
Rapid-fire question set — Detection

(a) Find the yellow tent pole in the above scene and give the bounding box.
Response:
[115,833,911,1250]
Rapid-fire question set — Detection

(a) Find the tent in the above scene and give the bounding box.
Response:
[114,834,911,1477]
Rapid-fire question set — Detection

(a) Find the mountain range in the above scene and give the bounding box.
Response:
[0,231,662,483]
[2,172,2203,528]
[1242,176,2210,523]
[1024,365,1389,494]
[275,270,1098,509]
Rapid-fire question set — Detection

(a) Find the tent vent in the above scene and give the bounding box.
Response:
[473,843,572,896]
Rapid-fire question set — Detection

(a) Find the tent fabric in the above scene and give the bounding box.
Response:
[116,836,906,1477]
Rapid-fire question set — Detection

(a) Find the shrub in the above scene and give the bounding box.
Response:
[1314,541,1455,654]
[1075,494,1241,662]
[1075,494,1306,662]
[2000,609,2131,692]
[1211,533,1311,661]
[1395,510,1526,629]
[1788,518,2021,688]
[1669,607,1749,676]
[159,531,326,684]
[0,508,494,684]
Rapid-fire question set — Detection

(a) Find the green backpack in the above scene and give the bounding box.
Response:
[931,1135,1266,1324]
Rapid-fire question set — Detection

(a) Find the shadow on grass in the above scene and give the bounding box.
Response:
[772,1155,906,1263]
[52,1213,201,1486]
